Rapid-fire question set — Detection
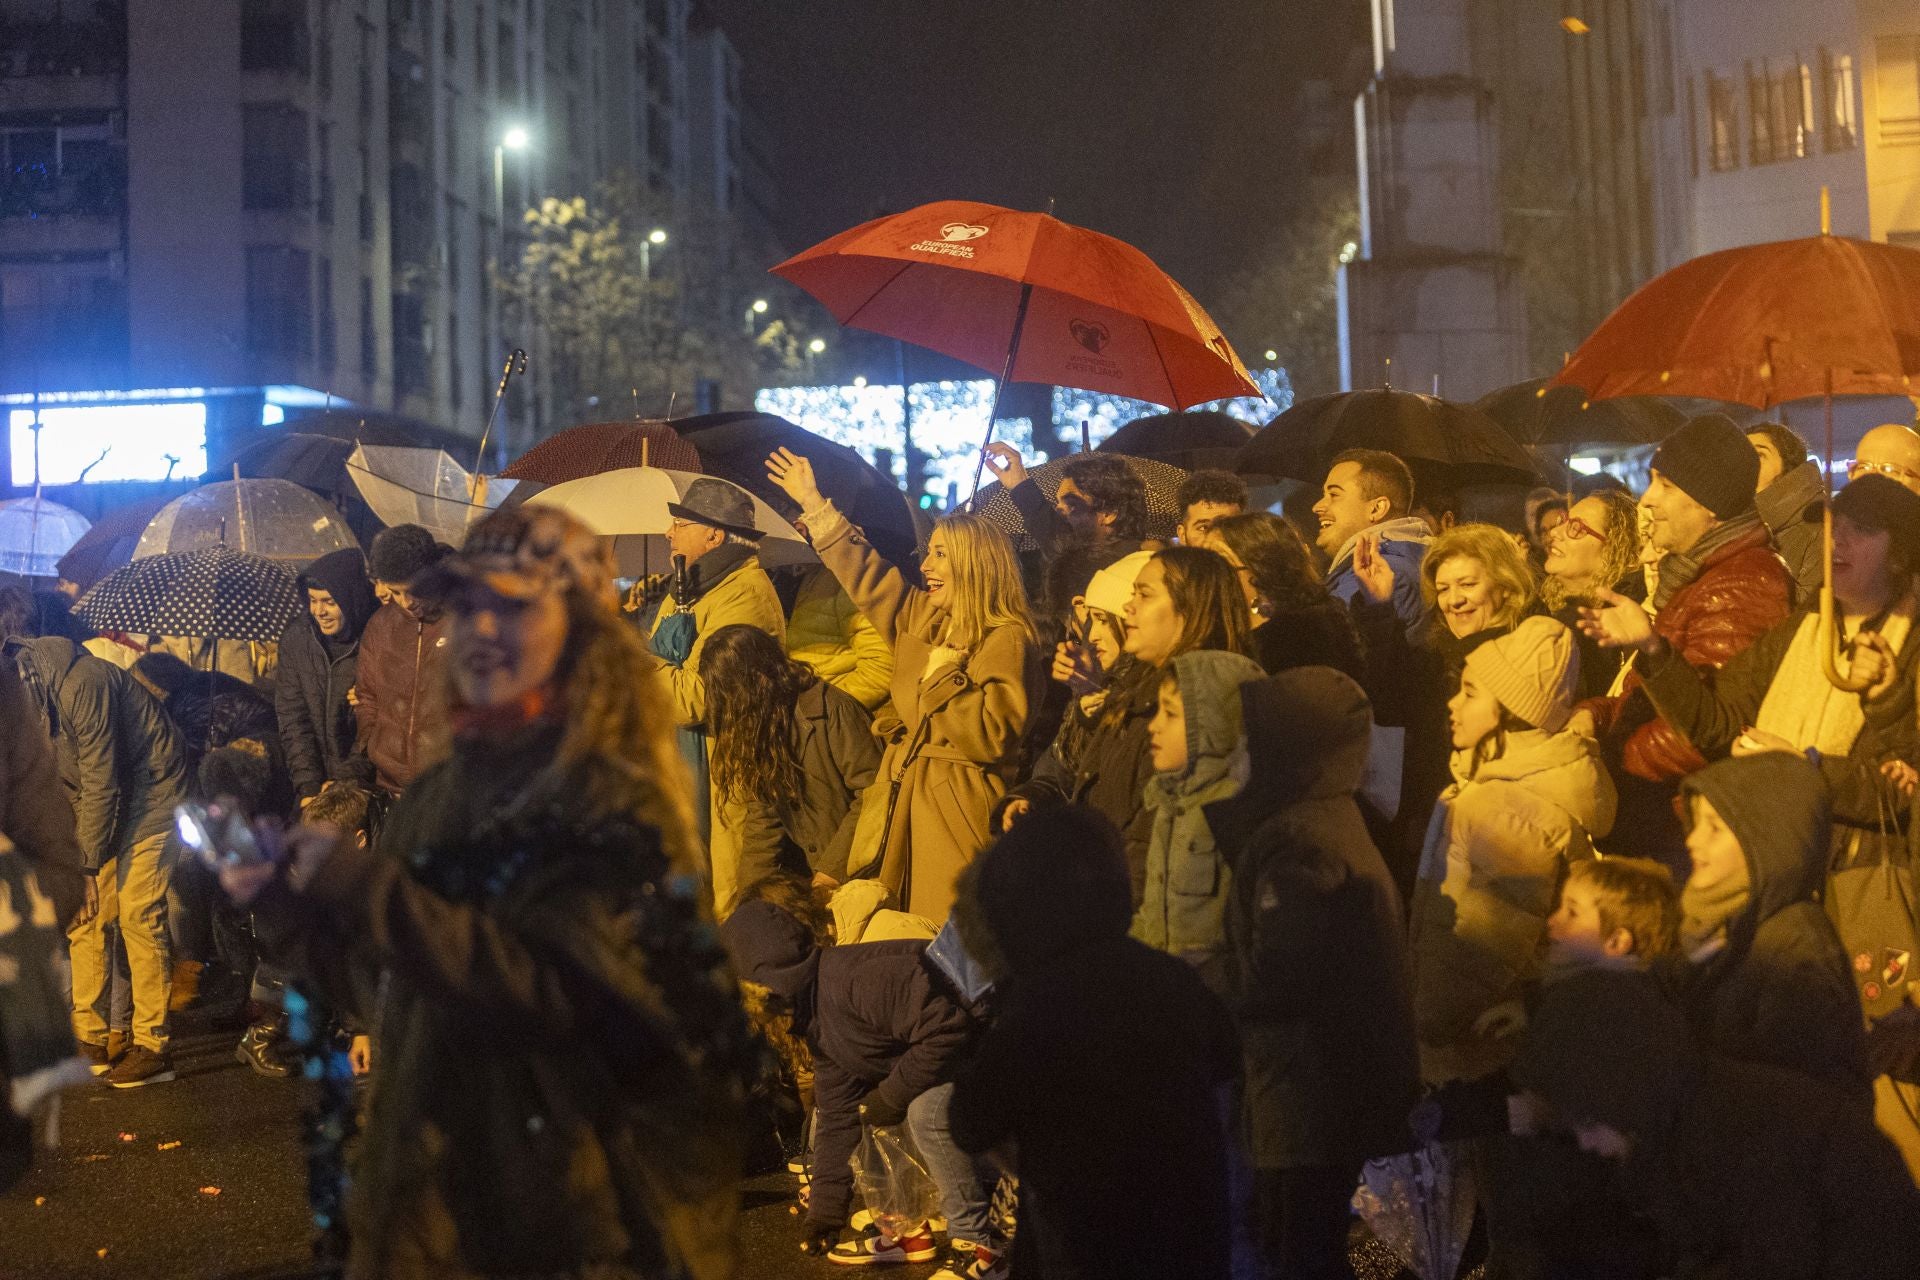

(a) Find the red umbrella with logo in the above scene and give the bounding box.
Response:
[771,200,1260,496]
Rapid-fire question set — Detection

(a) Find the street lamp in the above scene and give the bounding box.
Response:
[641,226,669,278]
[1263,348,1279,363]
[808,338,826,355]
[744,296,769,335]
[491,124,532,456]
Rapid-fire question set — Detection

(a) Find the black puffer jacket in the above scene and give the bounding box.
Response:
[1515,969,1920,1280]
[276,547,379,799]
[0,660,84,925]
[1204,667,1419,1168]
[1664,754,1872,1095]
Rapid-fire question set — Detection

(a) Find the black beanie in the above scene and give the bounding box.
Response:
[1829,473,1920,567]
[368,524,450,584]
[1651,414,1760,520]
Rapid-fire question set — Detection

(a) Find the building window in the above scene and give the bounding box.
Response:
[393,293,428,394]
[316,0,334,96]
[317,256,336,374]
[1823,48,1859,150]
[448,313,463,410]
[0,257,128,392]
[1765,58,1813,160]
[359,276,377,381]
[1746,61,1776,163]
[647,0,670,37]
[648,103,673,171]
[241,0,312,75]
[1705,70,1739,171]
[245,245,313,366]
[316,122,334,224]
[242,103,311,210]
[0,117,125,218]
[1877,35,1920,141]
[1686,75,1700,177]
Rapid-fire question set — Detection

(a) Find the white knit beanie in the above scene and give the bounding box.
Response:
[1464,615,1579,733]
[1083,550,1156,619]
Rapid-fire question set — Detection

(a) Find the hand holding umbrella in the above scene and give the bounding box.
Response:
[766,448,825,514]
[980,442,1030,489]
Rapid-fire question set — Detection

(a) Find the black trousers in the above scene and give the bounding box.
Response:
[1255,1163,1362,1280]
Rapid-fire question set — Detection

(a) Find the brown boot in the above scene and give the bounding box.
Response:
[105,1029,129,1066]
[167,960,204,1013]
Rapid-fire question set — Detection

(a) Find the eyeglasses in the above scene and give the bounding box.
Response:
[1555,514,1605,543]
[1847,458,1920,487]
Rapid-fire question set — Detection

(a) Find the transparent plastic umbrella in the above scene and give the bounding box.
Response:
[0,496,91,578]
[345,443,517,548]
[524,467,813,576]
[133,478,357,567]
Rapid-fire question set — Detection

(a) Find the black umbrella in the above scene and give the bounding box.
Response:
[53,495,174,594]
[1096,410,1255,472]
[971,455,1188,551]
[668,411,920,567]
[215,432,357,494]
[1476,380,1686,448]
[73,545,301,643]
[1236,389,1542,489]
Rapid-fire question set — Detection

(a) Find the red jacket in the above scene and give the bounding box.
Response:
[1581,523,1792,782]
[353,603,450,795]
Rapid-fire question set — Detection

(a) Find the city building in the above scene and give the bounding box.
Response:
[0,0,772,492]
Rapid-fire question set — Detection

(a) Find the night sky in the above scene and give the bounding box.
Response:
[706,0,1360,301]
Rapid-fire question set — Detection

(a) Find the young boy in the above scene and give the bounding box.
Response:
[301,787,376,1076]
[1546,856,1680,970]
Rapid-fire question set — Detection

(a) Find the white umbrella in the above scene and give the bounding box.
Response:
[0,496,91,578]
[134,478,357,567]
[345,443,517,548]
[525,467,814,575]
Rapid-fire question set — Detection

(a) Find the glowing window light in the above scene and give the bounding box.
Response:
[262,404,286,426]
[9,403,209,485]
[1051,367,1294,447]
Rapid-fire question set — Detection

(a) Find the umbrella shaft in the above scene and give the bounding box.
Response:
[970,282,1036,504]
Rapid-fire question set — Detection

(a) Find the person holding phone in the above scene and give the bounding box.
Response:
[215,506,759,1280]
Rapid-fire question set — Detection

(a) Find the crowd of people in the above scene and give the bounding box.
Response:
[6,410,1920,1279]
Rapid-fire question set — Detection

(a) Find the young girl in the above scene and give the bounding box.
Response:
[768,448,1044,919]
[698,624,882,911]
[1409,615,1615,1086]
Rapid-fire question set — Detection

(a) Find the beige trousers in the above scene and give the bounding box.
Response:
[69,830,175,1052]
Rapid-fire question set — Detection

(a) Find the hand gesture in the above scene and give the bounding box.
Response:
[1852,630,1899,700]
[349,1034,373,1076]
[981,441,1030,488]
[74,874,100,928]
[1351,533,1395,605]
[1882,759,1919,798]
[998,797,1032,831]
[1576,588,1658,652]
[1732,726,1797,757]
[1473,999,1527,1042]
[1051,639,1105,697]
[1565,708,1597,741]
[766,447,824,510]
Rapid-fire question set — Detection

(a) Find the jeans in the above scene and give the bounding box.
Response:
[906,1083,996,1245]
[92,924,132,1034]
[69,832,175,1052]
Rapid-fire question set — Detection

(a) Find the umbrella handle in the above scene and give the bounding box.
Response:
[473,349,528,480]
[1818,371,1871,692]
[969,283,1036,506]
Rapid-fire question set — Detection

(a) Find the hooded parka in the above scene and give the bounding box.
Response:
[276,547,380,798]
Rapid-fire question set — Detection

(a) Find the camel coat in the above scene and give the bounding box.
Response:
[807,501,1043,919]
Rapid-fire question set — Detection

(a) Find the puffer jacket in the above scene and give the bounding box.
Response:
[1580,520,1793,782]
[1204,668,1419,1169]
[785,564,894,713]
[276,547,380,798]
[354,602,450,796]
[1132,650,1266,983]
[9,636,188,868]
[1410,726,1617,1084]
[1325,515,1432,640]
[726,679,881,898]
[996,659,1158,903]
[647,546,786,729]
[1665,753,1872,1096]
[0,660,84,926]
[254,722,759,1280]
[1755,459,1825,606]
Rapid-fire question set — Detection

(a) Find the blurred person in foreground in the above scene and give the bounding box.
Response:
[224,506,758,1280]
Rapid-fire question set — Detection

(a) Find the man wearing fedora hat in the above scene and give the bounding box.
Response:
[650,478,786,895]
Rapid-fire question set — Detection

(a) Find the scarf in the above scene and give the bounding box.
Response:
[1679,856,1752,955]
[1652,509,1763,611]
[1754,598,1913,757]
[448,684,558,740]
[671,542,756,607]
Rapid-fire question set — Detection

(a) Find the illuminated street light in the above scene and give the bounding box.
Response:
[752,298,769,314]
[1263,348,1279,363]
[501,125,531,151]
[648,228,669,245]
[853,375,868,388]
[641,227,669,277]
[809,338,827,355]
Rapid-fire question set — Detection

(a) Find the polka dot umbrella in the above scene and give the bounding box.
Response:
[73,545,302,643]
[969,454,1188,551]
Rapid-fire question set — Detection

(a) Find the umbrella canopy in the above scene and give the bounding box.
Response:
[668,411,920,568]
[501,420,703,485]
[74,545,302,642]
[1097,410,1256,472]
[1477,380,1688,449]
[971,455,1188,551]
[1552,234,1920,408]
[1237,389,1542,490]
[346,443,516,547]
[216,432,357,494]
[524,468,814,576]
[772,200,1260,411]
[54,494,174,593]
[0,496,91,578]
[134,478,357,567]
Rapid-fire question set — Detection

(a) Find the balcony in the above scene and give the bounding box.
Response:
[0,152,127,222]
[0,15,129,79]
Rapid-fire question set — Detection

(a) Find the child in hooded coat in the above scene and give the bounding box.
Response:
[1131,650,1268,992]
[1665,752,1873,1098]
[1410,616,1617,1086]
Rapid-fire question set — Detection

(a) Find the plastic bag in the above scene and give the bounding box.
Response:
[1352,1138,1477,1280]
[851,1121,940,1239]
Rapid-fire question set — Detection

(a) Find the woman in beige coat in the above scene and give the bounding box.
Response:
[768,448,1043,919]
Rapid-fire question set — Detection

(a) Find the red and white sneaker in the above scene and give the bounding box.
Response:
[826,1222,938,1265]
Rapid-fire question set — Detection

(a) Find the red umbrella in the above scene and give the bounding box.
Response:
[1551,233,1920,408]
[500,421,703,485]
[772,200,1259,494]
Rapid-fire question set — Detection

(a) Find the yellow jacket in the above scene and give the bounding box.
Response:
[785,565,895,713]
